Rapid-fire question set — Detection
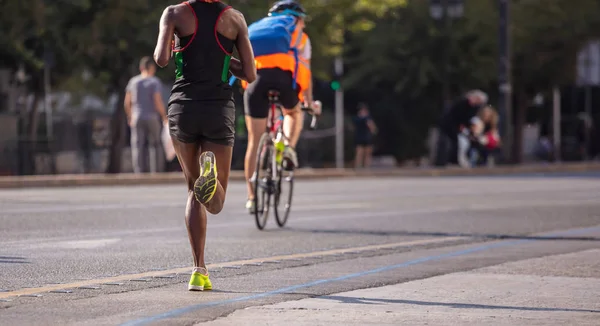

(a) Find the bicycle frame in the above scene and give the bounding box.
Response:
[267,93,286,135]
[262,90,317,185]
[267,93,287,181]
[251,89,318,228]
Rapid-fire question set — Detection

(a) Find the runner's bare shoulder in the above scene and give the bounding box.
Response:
[216,8,247,41]
[162,3,189,19]
[170,3,196,36]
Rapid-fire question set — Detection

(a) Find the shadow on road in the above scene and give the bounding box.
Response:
[0,256,30,264]
[281,228,600,242]
[318,295,600,313]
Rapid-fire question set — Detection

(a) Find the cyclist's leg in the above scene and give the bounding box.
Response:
[282,102,303,148]
[244,116,267,195]
[243,71,270,203]
[272,69,302,167]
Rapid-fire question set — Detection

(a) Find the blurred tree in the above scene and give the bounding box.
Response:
[340,0,497,162]
[4,0,600,170]
[0,0,90,174]
[509,0,600,162]
[64,0,169,173]
[230,0,408,79]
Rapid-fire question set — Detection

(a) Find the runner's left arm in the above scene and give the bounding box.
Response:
[230,10,256,83]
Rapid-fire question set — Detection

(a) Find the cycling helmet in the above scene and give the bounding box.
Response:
[268,1,307,18]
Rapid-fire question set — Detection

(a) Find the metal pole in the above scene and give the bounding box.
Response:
[553,86,561,162]
[334,56,344,169]
[498,0,512,162]
[442,0,451,108]
[44,47,55,174]
[584,45,593,160]
[44,63,52,141]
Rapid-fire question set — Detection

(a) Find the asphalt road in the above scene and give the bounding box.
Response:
[1,174,599,325]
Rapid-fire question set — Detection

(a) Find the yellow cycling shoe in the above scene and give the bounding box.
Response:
[188,269,212,291]
[194,151,218,205]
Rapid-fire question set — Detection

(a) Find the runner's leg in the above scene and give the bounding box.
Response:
[201,141,233,215]
[171,137,206,269]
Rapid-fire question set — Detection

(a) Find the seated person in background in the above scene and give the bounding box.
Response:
[436,90,488,166]
[458,105,500,167]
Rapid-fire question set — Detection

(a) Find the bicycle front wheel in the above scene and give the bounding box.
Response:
[253,132,273,230]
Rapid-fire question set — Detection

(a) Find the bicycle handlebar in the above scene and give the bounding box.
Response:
[301,106,318,130]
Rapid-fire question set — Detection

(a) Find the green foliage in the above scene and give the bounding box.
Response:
[511,0,600,91]
[3,0,600,165]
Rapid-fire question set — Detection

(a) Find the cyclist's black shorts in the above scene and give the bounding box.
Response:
[244,68,300,119]
[167,99,235,147]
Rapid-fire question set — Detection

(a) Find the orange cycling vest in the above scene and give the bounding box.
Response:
[242,29,311,96]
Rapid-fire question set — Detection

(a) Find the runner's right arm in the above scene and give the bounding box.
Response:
[154,6,176,68]
[229,10,256,83]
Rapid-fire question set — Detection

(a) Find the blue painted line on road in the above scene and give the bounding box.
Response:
[120,225,600,326]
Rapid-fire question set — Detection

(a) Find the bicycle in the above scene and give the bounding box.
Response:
[252,89,317,230]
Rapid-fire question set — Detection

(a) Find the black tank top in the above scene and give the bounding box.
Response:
[169,0,234,105]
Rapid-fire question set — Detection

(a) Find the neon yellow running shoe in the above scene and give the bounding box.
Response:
[194,151,218,205]
[188,270,212,291]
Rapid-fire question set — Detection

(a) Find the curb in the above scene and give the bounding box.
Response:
[0,162,599,189]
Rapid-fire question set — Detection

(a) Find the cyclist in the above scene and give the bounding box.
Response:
[153,0,256,291]
[241,0,321,213]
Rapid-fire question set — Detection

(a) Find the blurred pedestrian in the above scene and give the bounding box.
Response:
[435,89,488,166]
[76,110,94,173]
[124,56,167,173]
[576,112,593,160]
[353,102,377,169]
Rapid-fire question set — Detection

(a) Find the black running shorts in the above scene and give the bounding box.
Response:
[244,68,300,119]
[167,99,235,147]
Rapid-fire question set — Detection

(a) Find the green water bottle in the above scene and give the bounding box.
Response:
[274,134,285,164]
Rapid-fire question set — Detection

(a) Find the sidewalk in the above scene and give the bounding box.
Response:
[200,249,600,326]
[1,162,599,189]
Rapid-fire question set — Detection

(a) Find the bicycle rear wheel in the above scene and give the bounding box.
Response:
[274,166,294,228]
[253,132,273,230]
